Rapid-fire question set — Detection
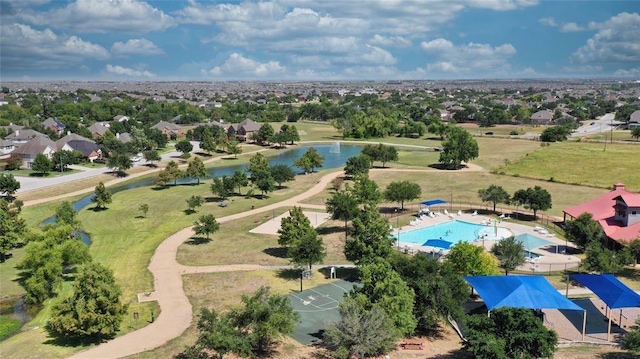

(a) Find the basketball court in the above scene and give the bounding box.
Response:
[288,279,357,344]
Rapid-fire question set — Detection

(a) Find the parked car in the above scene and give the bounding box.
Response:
[131,156,141,162]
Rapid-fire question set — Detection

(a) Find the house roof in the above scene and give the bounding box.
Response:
[630,110,640,123]
[152,121,182,131]
[88,123,109,136]
[531,110,553,121]
[238,118,261,132]
[14,136,56,155]
[64,140,101,157]
[43,117,65,129]
[564,183,640,243]
[4,129,47,141]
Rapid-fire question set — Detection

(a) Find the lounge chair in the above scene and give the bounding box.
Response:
[472,210,478,216]
[444,209,449,215]
[504,215,511,220]
[498,213,505,219]
[457,210,462,216]
[429,212,436,218]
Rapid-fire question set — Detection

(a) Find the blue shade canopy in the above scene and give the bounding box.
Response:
[464,275,583,311]
[420,199,447,206]
[424,239,453,249]
[570,274,640,309]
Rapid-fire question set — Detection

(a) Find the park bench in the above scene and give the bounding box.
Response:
[400,339,423,350]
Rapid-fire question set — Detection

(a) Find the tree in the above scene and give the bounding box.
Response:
[383,181,421,210]
[438,126,479,169]
[52,150,82,172]
[324,298,397,358]
[175,139,193,157]
[186,157,207,184]
[55,201,80,229]
[0,173,20,197]
[445,242,499,276]
[478,184,511,213]
[139,203,149,218]
[288,227,326,270]
[193,214,219,240]
[344,154,371,178]
[623,318,640,355]
[325,189,360,238]
[269,164,295,188]
[582,241,631,274]
[345,204,394,264]
[491,236,525,275]
[247,153,269,177]
[91,182,112,210]
[181,308,252,359]
[159,160,183,186]
[106,152,132,175]
[512,186,552,220]
[143,150,161,166]
[253,123,275,145]
[230,170,249,195]
[464,307,558,359]
[229,286,299,354]
[632,127,640,142]
[351,259,416,336]
[5,154,23,170]
[199,131,217,155]
[277,207,311,248]
[294,147,324,173]
[186,195,204,213]
[226,140,242,158]
[540,125,571,142]
[211,176,234,199]
[32,153,52,175]
[350,175,383,205]
[362,143,398,167]
[564,213,605,250]
[0,199,26,262]
[46,262,128,343]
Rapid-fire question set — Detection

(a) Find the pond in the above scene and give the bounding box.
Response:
[40,143,363,245]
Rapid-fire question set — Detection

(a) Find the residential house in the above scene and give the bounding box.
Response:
[151,121,184,137]
[88,123,110,138]
[115,132,132,144]
[13,136,57,169]
[629,110,640,129]
[42,117,66,135]
[564,183,640,248]
[4,129,47,144]
[530,110,554,125]
[227,118,261,142]
[0,140,16,155]
[0,98,8,106]
[56,132,102,162]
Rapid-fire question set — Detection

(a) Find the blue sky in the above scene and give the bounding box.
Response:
[1,0,638,81]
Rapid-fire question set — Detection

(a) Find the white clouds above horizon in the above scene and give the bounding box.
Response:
[572,12,640,64]
[105,64,155,78]
[206,53,285,77]
[19,0,175,33]
[420,38,516,75]
[111,39,164,56]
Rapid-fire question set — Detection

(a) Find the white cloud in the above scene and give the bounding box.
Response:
[571,12,640,64]
[420,38,516,74]
[613,67,640,77]
[111,38,164,56]
[465,0,538,11]
[538,17,557,27]
[0,23,109,70]
[561,65,603,73]
[206,53,285,77]
[20,0,175,33]
[105,64,155,77]
[559,22,585,32]
[368,34,412,48]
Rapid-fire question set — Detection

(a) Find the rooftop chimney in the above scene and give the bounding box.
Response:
[67,131,71,136]
[613,183,626,190]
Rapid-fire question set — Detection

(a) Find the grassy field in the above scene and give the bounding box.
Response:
[499,141,640,191]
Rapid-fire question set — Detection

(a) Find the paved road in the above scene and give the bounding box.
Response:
[570,113,620,138]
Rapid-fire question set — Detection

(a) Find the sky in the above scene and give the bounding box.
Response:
[1,0,639,82]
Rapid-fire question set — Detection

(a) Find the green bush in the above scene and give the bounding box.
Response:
[0,316,22,340]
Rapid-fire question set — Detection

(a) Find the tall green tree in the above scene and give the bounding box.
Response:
[231,170,249,195]
[253,123,275,145]
[491,236,526,275]
[91,182,112,210]
[564,213,605,250]
[210,176,235,199]
[175,139,193,157]
[383,181,421,210]
[269,164,295,188]
[226,140,242,158]
[55,201,81,229]
[478,184,511,213]
[582,241,632,274]
[632,127,640,142]
[143,149,161,166]
[52,150,82,172]
[0,173,20,197]
[294,147,324,173]
[138,203,149,218]
[325,189,360,238]
[193,214,220,240]
[464,307,558,359]
[623,317,640,355]
[445,242,499,276]
[438,126,479,169]
[186,195,204,213]
[32,153,52,175]
[344,154,371,178]
[345,204,394,264]
[324,298,398,358]
[159,160,183,186]
[199,131,217,155]
[362,143,398,167]
[352,259,416,336]
[349,175,383,205]
[512,186,552,220]
[186,157,207,184]
[288,229,326,270]
[277,207,312,248]
[0,199,26,262]
[106,152,132,175]
[180,308,252,359]
[46,262,128,343]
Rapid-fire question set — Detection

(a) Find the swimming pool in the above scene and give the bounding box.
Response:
[395,220,512,247]
[515,233,556,251]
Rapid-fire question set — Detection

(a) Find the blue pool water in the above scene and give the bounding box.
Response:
[395,220,509,247]
[515,233,556,251]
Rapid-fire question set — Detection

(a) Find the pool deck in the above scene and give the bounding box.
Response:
[394,212,581,271]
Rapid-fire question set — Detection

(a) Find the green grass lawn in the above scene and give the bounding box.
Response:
[499,141,640,191]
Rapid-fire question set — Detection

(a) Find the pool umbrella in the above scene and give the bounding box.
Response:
[424,239,453,249]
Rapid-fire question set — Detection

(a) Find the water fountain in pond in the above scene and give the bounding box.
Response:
[330,141,341,154]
